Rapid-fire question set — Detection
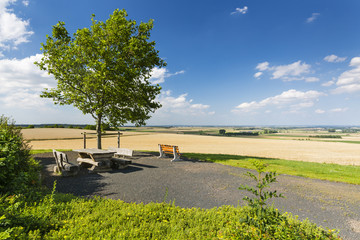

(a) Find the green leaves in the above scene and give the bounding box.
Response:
[0,116,40,194]
[35,9,165,148]
[239,159,284,209]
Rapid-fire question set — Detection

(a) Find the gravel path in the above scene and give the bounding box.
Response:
[34,151,360,240]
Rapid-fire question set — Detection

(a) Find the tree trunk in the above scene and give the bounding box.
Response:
[96,116,102,149]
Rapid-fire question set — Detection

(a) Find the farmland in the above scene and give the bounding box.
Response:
[23,127,360,166]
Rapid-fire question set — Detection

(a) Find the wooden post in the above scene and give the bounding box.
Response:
[83,132,86,149]
[117,131,120,148]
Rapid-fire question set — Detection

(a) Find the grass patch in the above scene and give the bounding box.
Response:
[30,149,72,154]
[183,153,360,185]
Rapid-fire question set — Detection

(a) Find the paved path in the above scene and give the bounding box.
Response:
[35,151,360,240]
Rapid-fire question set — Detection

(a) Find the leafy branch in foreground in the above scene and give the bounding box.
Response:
[239,159,284,209]
[239,159,286,236]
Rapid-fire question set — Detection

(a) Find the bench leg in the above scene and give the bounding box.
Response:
[171,146,181,162]
[158,144,166,158]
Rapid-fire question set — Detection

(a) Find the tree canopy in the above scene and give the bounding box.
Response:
[35,9,165,149]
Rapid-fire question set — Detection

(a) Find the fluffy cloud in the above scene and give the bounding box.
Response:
[255,62,269,71]
[324,54,347,63]
[233,89,325,113]
[322,80,335,87]
[333,57,360,93]
[231,6,248,15]
[315,109,325,114]
[254,72,263,78]
[330,107,348,113]
[255,60,312,81]
[306,13,320,23]
[149,67,185,84]
[156,90,214,116]
[305,77,320,82]
[272,61,311,80]
[0,54,54,108]
[0,0,33,56]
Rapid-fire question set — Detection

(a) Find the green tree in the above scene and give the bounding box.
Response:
[35,9,165,149]
[0,116,40,194]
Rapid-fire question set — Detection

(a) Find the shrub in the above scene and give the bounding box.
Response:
[84,124,96,130]
[219,129,226,135]
[0,116,40,194]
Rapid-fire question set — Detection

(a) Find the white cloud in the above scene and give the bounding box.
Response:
[272,61,311,80]
[324,54,347,63]
[22,0,29,6]
[231,6,248,15]
[0,54,54,109]
[254,72,263,78]
[256,60,312,81]
[0,0,33,55]
[305,77,320,82]
[155,91,213,116]
[315,109,325,114]
[330,107,349,112]
[322,80,335,87]
[333,57,360,93]
[233,89,325,113]
[306,13,320,23]
[149,67,185,84]
[256,61,269,71]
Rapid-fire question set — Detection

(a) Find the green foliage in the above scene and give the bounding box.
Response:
[309,135,342,139]
[0,192,339,239]
[263,129,278,134]
[0,116,40,194]
[219,129,226,135]
[35,9,165,149]
[225,131,259,136]
[183,153,360,185]
[239,159,284,209]
[84,124,96,130]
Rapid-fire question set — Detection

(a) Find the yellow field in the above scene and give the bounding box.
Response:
[23,128,360,166]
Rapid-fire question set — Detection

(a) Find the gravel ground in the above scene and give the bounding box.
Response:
[34,151,360,240]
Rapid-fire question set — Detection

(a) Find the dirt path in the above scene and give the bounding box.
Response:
[35,152,360,240]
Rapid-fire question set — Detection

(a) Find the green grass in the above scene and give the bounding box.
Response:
[183,153,360,185]
[30,149,72,154]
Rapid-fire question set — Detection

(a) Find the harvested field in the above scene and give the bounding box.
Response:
[24,129,360,165]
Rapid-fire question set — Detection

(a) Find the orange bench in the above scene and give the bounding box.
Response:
[158,144,181,161]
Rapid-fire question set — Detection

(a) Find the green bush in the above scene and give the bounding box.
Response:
[0,116,40,194]
[84,124,96,130]
[0,193,339,239]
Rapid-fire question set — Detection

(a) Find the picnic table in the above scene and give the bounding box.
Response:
[73,148,116,171]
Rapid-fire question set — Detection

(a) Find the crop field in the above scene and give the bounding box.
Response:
[23,128,360,166]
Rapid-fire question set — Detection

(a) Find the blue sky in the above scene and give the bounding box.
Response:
[1,0,360,126]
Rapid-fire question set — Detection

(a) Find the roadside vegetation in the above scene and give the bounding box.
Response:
[183,153,360,185]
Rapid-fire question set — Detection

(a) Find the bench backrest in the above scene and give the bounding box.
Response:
[108,147,133,157]
[53,150,69,170]
[160,144,180,154]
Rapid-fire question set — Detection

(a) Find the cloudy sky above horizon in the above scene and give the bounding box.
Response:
[1,0,360,125]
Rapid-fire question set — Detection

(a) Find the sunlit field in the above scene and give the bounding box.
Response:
[23,128,360,166]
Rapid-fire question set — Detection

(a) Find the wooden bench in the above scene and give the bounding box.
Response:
[158,144,181,162]
[108,147,133,158]
[53,150,79,176]
[108,147,133,169]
